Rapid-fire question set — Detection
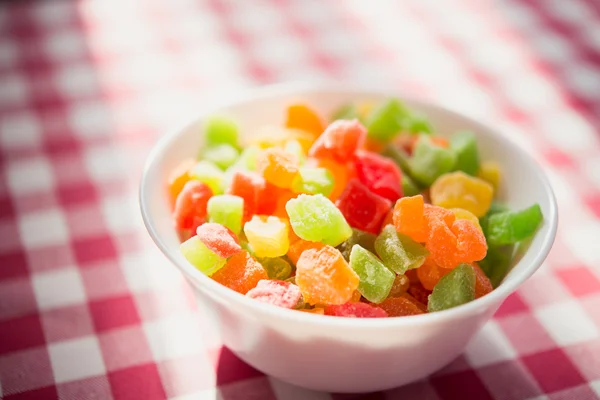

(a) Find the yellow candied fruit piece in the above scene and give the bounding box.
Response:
[477,161,501,189]
[350,290,362,302]
[243,215,290,258]
[300,307,325,315]
[430,171,494,217]
[450,208,483,232]
[249,126,315,152]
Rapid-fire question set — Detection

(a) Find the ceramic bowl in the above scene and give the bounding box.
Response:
[139,83,558,393]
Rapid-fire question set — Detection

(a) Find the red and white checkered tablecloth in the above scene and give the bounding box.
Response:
[1,0,600,399]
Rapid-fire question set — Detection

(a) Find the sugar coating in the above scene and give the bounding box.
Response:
[257,148,299,189]
[246,280,302,309]
[286,194,352,247]
[196,222,241,259]
[308,119,366,163]
[295,246,359,305]
[211,250,267,294]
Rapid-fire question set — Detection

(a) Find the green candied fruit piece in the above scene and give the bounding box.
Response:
[190,160,224,194]
[180,236,226,276]
[203,144,240,170]
[405,114,432,134]
[292,167,334,196]
[337,228,377,261]
[285,276,296,285]
[479,201,510,237]
[207,194,244,234]
[285,194,352,247]
[428,263,476,312]
[402,173,421,197]
[204,116,239,148]
[349,245,395,303]
[260,257,292,280]
[374,225,429,275]
[450,131,480,176]
[486,204,543,246]
[284,140,306,165]
[479,244,515,288]
[381,144,412,175]
[365,98,410,141]
[409,135,457,186]
[330,103,360,122]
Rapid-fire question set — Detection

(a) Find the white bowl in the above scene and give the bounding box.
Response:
[139,83,558,393]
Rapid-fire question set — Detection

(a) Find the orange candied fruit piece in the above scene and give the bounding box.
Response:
[295,245,359,305]
[472,263,493,298]
[287,239,325,265]
[285,104,325,137]
[168,158,196,206]
[257,148,299,189]
[378,296,425,317]
[273,189,298,219]
[211,250,267,294]
[350,290,362,302]
[425,219,458,269]
[312,157,352,202]
[423,208,487,269]
[392,195,427,243]
[453,219,488,263]
[417,256,451,291]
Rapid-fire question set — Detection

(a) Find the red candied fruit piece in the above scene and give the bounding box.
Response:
[246,280,302,309]
[173,180,213,231]
[227,171,265,222]
[335,179,391,234]
[354,150,403,202]
[325,302,388,318]
[196,223,241,258]
[407,282,432,307]
[308,119,367,163]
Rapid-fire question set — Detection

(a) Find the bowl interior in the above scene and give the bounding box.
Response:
[140,84,557,323]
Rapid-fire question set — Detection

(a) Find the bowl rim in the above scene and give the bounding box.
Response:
[139,81,558,328]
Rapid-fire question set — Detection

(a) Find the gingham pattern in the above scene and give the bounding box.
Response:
[1,0,600,399]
